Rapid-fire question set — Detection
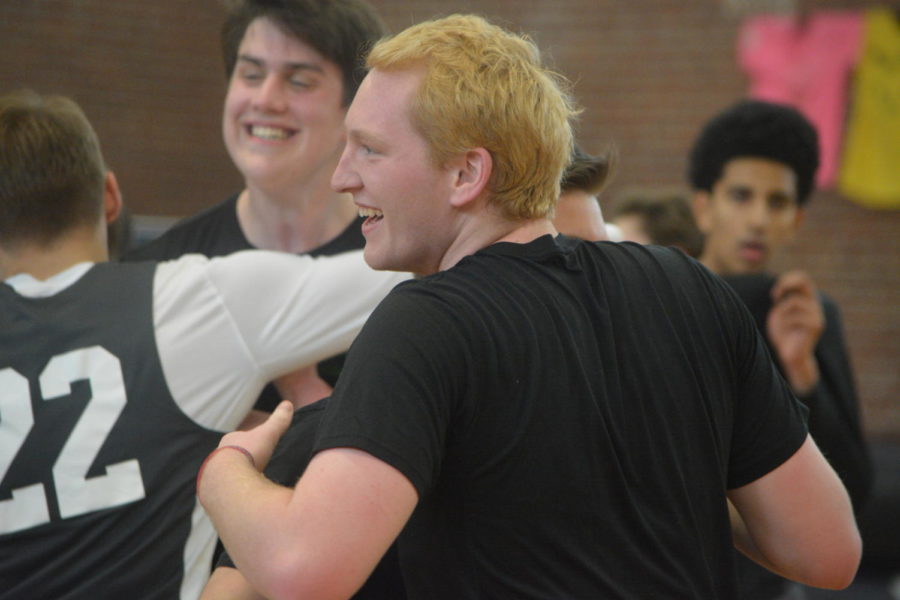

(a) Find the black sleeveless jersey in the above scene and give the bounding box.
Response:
[1,262,220,599]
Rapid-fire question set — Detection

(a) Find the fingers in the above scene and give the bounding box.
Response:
[769,287,824,332]
[771,270,816,303]
[267,400,295,439]
[765,273,824,393]
[217,400,295,472]
[771,294,819,321]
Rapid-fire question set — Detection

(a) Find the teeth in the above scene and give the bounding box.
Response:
[358,207,383,218]
[250,125,290,140]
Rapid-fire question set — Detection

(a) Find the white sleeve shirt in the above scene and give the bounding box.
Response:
[8,250,410,432]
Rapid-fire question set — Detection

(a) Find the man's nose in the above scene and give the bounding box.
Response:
[747,199,771,229]
[252,76,288,113]
[331,148,359,193]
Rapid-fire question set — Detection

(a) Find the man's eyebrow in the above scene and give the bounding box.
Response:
[347,128,387,147]
[236,54,325,73]
[768,190,794,201]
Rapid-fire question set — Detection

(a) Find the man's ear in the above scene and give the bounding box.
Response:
[449,147,492,209]
[103,171,123,225]
[691,190,712,233]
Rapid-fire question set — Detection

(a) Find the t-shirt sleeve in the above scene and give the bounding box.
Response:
[714,273,810,489]
[313,282,463,500]
[204,250,409,378]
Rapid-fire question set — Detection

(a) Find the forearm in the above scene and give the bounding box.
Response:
[728,500,788,578]
[197,449,302,597]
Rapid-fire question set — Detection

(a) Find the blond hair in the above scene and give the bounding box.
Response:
[367,14,578,220]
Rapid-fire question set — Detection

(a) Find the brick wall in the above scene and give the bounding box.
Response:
[2,0,897,439]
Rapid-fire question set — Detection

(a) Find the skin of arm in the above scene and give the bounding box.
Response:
[727,434,861,590]
[198,402,418,600]
[766,270,824,395]
[200,567,265,600]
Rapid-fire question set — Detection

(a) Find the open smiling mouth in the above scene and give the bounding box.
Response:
[359,207,384,225]
[247,125,296,140]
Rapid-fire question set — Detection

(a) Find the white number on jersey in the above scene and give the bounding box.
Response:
[0,346,146,534]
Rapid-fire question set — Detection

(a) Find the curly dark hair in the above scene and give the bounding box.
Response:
[687,99,819,205]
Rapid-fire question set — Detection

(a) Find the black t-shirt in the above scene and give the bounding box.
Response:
[124,193,366,399]
[315,236,809,599]
[123,193,365,262]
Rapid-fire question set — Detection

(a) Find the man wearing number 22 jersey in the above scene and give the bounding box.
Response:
[0,90,406,599]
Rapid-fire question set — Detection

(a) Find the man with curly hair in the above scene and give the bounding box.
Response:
[689,99,872,600]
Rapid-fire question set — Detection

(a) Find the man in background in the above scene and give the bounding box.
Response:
[553,144,614,241]
[125,0,387,413]
[608,188,703,256]
[688,98,872,600]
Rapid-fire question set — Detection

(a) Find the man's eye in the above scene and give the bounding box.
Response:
[240,71,264,82]
[769,196,792,210]
[289,78,311,89]
[729,190,750,203]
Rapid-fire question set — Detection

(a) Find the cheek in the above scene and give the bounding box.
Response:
[222,92,244,135]
[223,80,247,115]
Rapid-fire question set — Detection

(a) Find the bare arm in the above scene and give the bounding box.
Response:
[197,402,418,600]
[200,567,265,600]
[727,434,861,589]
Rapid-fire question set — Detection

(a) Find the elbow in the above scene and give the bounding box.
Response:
[800,530,863,590]
[827,534,863,590]
[254,551,350,600]
[246,550,306,600]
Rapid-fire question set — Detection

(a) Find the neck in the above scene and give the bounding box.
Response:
[437,214,557,273]
[236,183,358,253]
[1,227,108,281]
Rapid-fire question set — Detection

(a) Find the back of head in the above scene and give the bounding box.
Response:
[366,14,579,221]
[610,189,704,257]
[687,99,819,205]
[221,0,387,106]
[561,144,615,197]
[0,89,106,251]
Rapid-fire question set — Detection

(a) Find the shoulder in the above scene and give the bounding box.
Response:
[579,240,722,298]
[350,278,461,351]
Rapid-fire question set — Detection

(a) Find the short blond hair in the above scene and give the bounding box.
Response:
[367,14,578,220]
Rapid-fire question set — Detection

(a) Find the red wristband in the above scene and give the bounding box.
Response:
[196,445,257,493]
